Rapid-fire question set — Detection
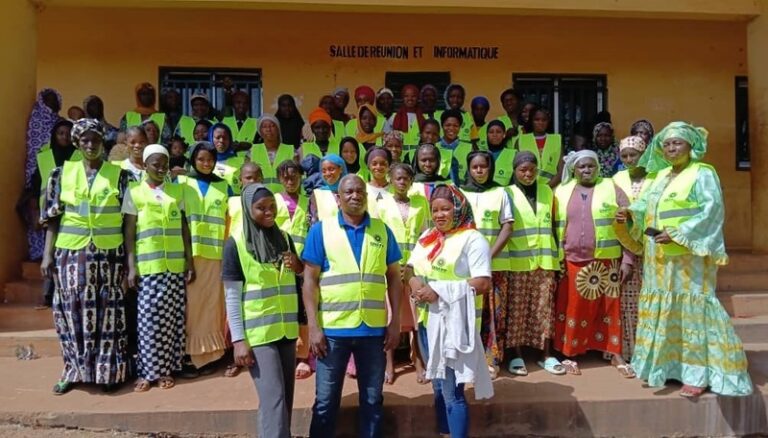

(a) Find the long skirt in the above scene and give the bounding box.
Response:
[185,257,227,368]
[632,252,753,396]
[553,259,622,357]
[481,271,509,366]
[136,272,186,381]
[506,269,556,350]
[52,243,128,385]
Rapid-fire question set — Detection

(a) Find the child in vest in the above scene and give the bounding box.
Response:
[169,136,189,179]
[121,126,148,182]
[124,144,193,392]
[180,141,232,377]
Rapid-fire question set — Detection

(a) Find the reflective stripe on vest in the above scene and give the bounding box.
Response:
[375,192,429,265]
[518,133,562,181]
[249,143,295,194]
[126,111,166,133]
[653,162,710,256]
[492,148,516,186]
[506,184,559,272]
[275,193,309,255]
[181,176,228,260]
[233,229,299,346]
[55,161,123,250]
[318,218,389,329]
[411,229,482,329]
[462,188,509,271]
[131,181,186,275]
[403,119,421,153]
[612,170,654,204]
[222,116,258,143]
[555,178,621,260]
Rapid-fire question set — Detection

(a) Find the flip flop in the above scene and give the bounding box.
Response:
[561,359,582,375]
[295,362,312,380]
[133,378,151,393]
[615,364,636,379]
[158,376,175,390]
[224,364,241,378]
[415,369,428,385]
[538,357,566,376]
[680,385,706,399]
[508,358,528,376]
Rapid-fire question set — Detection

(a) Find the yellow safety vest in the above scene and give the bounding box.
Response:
[506,184,559,271]
[555,178,621,260]
[411,229,482,329]
[344,117,385,143]
[402,118,421,155]
[330,120,346,146]
[213,152,247,195]
[518,133,562,182]
[318,218,389,329]
[36,145,83,208]
[180,176,228,260]
[299,140,339,160]
[496,115,520,151]
[475,123,489,150]
[436,140,472,180]
[461,188,509,271]
[176,115,197,144]
[125,111,166,134]
[653,162,711,256]
[130,181,186,275]
[434,110,475,143]
[612,169,655,203]
[228,196,243,235]
[56,161,123,251]
[492,148,516,186]
[375,192,429,264]
[275,193,309,256]
[249,143,295,193]
[234,229,299,346]
[222,116,258,143]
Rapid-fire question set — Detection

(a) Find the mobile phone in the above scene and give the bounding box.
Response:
[644,227,662,237]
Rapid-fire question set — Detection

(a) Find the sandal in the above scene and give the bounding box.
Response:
[615,364,636,379]
[415,370,428,385]
[52,381,72,395]
[295,361,312,380]
[133,378,151,392]
[488,365,499,380]
[508,358,528,376]
[561,359,582,375]
[179,363,200,379]
[158,376,175,390]
[680,384,706,399]
[537,357,566,376]
[224,364,241,378]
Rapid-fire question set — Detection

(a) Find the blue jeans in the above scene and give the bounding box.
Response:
[310,335,386,438]
[418,324,469,438]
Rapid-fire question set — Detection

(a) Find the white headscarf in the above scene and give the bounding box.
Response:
[561,150,599,185]
[142,143,169,162]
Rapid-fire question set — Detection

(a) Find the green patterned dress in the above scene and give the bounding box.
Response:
[627,164,753,396]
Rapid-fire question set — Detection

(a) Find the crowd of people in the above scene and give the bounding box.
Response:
[19,81,755,438]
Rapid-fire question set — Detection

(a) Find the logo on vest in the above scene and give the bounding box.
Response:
[369,234,384,249]
[668,192,677,199]
[170,209,180,218]
[214,199,223,207]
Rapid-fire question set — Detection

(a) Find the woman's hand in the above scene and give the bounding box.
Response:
[408,277,425,293]
[233,340,255,367]
[283,251,302,273]
[615,207,631,224]
[126,264,138,289]
[619,262,633,284]
[654,230,673,244]
[170,167,187,178]
[185,266,196,285]
[40,254,54,279]
[412,284,438,304]
[308,326,328,359]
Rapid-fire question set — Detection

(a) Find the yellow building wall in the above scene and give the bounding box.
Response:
[37,7,751,247]
[1,1,38,285]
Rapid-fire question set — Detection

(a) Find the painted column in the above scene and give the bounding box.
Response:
[749,0,768,252]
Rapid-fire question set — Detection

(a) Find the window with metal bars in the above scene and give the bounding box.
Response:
[513,74,607,148]
[735,76,749,171]
[384,71,452,109]
[158,67,263,118]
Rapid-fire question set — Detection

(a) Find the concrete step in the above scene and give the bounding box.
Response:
[720,251,768,274]
[0,329,59,358]
[0,304,54,332]
[3,280,44,305]
[717,271,768,291]
[718,291,768,317]
[733,315,768,344]
[21,261,43,281]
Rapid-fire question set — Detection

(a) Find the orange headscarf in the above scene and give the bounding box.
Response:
[134,82,157,116]
[308,107,332,126]
[355,104,384,145]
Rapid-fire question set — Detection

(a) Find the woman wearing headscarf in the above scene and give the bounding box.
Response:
[553,150,634,377]
[616,122,753,398]
[300,107,338,159]
[250,114,296,194]
[40,119,131,394]
[406,184,493,437]
[354,104,384,149]
[629,119,655,147]
[392,84,426,156]
[486,119,516,186]
[338,137,369,182]
[376,87,396,131]
[592,122,620,177]
[383,130,405,164]
[23,88,62,260]
[470,96,490,150]
[460,151,513,379]
[435,84,476,143]
[420,84,440,120]
[504,151,564,376]
[210,122,247,194]
[410,143,450,200]
[275,94,305,150]
[308,153,347,223]
[222,184,302,437]
[344,86,379,137]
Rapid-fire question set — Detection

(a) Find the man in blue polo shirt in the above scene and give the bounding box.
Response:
[302,174,402,438]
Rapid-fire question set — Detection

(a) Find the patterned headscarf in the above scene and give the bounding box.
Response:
[639,121,708,173]
[630,119,655,140]
[619,135,647,152]
[25,88,62,186]
[592,122,619,177]
[561,150,600,185]
[355,104,383,144]
[419,184,476,262]
[70,118,105,146]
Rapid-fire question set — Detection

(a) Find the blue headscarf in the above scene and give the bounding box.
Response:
[471,96,490,109]
[319,153,347,192]
[208,122,236,161]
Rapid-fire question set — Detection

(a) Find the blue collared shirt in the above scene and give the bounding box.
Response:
[302,211,402,337]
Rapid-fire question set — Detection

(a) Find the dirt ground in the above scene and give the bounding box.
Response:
[0,424,246,438]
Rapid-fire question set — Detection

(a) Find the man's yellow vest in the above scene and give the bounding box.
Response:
[612,169,655,203]
[506,183,559,272]
[37,145,83,208]
[222,116,258,143]
[318,218,389,329]
[518,133,562,182]
[125,111,166,134]
[181,176,228,260]
[411,229,482,329]
[314,189,339,223]
[375,192,429,264]
[214,153,247,195]
[653,162,711,257]
[130,181,186,275]
[234,230,299,346]
[462,188,509,271]
[56,161,123,251]
[249,143,295,194]
[275,193,309,256]
[492,148,516,186]
[555,178,621,260]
